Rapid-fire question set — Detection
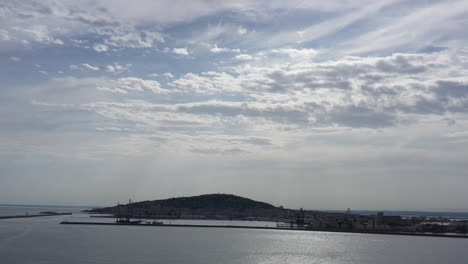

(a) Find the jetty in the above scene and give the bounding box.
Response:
[60,221,468,239]
[0,212,72,220]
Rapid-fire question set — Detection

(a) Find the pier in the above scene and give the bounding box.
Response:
[0,212,72,220]
[60,221,468,239]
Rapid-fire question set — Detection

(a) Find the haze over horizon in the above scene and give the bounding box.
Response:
[1,0,468,212]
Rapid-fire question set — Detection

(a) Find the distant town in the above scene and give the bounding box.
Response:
[85,194,468,235]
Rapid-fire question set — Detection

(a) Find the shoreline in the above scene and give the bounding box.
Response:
[60,221,468,239]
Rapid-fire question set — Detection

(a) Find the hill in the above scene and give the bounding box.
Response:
[89,194,287,220]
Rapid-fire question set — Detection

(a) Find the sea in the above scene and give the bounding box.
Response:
[1,205,468,264]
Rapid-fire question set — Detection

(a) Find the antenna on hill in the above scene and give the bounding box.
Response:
[128,198,133,221]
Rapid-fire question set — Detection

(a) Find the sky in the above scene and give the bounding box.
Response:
[1,0,468,211]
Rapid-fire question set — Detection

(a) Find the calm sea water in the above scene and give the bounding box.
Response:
[0,205,86,217]
[1,206,468,264]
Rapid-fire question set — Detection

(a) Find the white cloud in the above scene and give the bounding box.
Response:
[93,44,109,52]
[116,78,165,93]
[163,72,174,78]
[266,0,402,47]
[235,54,254,60]
[99,77,169,94]
[0,20,65,48]
[2,0,464,57]
[172,48,189,55]
[104,31,164,48]
[96,1,380,24]
[257,48,318,63]
[49,50,468,132]
[69,64,100,71]
[343,0,468,54]
[37,76,168,96]
[82,63,100,71]
[0,1,165,51]
[170,72,241,94]
[210,45,240,53]
[105,63,131,74]
[210,46,229,53]
[169,49,468,128]
[96,86,129,94]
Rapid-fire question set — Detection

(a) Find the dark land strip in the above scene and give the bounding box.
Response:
[0,213,72,220]
[60,221,468,239]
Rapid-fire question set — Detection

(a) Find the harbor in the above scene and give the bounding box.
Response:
[84,194,468,236]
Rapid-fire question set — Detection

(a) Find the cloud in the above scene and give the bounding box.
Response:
[269,48,317,59]
[82,63,100,71]
[343,0,468,54]
[2,4,468,137]
[31,76,171,105]
[95,0,383,24]
[191,147,248,155]
[0,22,64,48]
[2,0,465,57]
[69,64,101,71]
[98,77,169,94]
[93,44,109,52]
[317,105,399,128]
[210,45,240,53]
[254,48,318,63]
[69,65,79,71]
[169,72,241,94]
[163,72,174,78]
[172,48,189,55]
[105,63,131,74]
[266,0,402,47]
[104,31,164,48]
[0,0,164,50]
[8,56,21,62]
[237,26,247,35]
[167,49,468,128]
[235,54,254,60]
[444,130,468,139]
[175,101,310,125]
[96,126,129,132]
[241,137,272,145]
[6,49,468,168]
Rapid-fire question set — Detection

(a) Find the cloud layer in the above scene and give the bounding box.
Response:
[2,0,468,210]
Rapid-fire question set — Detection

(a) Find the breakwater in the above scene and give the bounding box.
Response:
[60,221,468,239]
[0,213,72,220]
